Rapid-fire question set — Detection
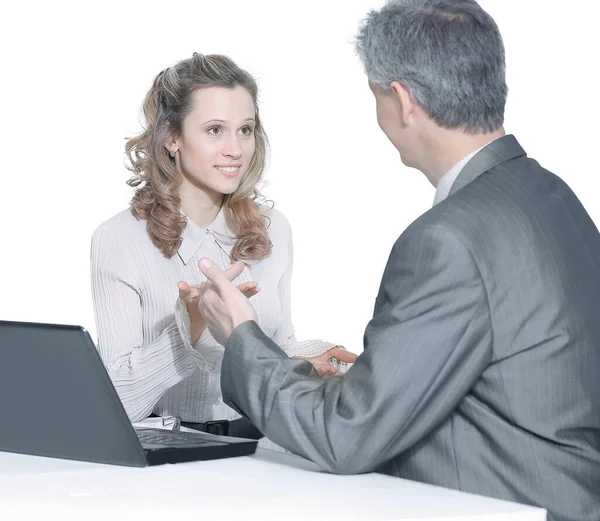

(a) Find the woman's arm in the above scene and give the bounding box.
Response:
[90,227,218,422]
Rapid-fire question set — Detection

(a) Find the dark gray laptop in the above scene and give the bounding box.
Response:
[0,320,257,466]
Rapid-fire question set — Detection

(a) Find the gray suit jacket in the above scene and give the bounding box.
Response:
[221,135,600,521]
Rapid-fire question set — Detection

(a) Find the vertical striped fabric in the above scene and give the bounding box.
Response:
[220,136,600,521]
[90,207,337,424]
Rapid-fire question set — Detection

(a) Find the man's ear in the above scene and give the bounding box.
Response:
[390,81,416,126]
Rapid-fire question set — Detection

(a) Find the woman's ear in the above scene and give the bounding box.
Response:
[163,132,179,157]
[162,120,179,153]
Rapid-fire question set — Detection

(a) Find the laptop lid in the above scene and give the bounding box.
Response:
[0,320,148,467]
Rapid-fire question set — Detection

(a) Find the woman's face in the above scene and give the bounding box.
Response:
[171,86,256,198]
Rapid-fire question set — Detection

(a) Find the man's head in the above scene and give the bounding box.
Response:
[355,0,507,173]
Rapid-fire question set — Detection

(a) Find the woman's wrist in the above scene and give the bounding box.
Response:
[188,308,206,345]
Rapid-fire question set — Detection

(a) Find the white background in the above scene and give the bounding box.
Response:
[1,1,598,353]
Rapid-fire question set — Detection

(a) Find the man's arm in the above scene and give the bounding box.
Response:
[220,224,493,474]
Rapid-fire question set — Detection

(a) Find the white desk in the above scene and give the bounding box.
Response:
[0,449,546,521]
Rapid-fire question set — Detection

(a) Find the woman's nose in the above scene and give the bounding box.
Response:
[222,135,242,159]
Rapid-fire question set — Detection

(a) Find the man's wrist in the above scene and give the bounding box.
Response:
[226,319,256,348]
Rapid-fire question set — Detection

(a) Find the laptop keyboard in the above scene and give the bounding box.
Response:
[135,428,226,448]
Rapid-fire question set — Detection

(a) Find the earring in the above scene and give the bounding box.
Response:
[169,149,176,158]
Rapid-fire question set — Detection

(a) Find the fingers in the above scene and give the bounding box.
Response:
[223,260,245,282]
[292,356,344,379]
[313,363,343,378]
[197,258,255,294]
[238,281,260,298]
[177,280,191,295]
[178,280,199,302]
[198,258,237,295]
[326,347,359,364]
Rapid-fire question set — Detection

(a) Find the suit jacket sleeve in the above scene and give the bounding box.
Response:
[221,223,493,474]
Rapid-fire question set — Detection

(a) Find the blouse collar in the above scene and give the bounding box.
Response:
[177,206,235,265]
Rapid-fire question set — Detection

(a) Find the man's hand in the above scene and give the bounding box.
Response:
[178,261,260,344]
[294,347,359,378]
[197,258,258,346]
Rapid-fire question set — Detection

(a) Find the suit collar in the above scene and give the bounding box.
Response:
[448,134,527,197]
[177,206,235,265]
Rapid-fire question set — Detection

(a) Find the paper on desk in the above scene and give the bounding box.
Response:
[132,416,294,456]
[132,416,180,431]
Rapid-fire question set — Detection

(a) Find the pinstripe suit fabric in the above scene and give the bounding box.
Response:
[221,135,600,521]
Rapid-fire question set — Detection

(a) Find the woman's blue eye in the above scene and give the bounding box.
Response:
[240,126,253,136]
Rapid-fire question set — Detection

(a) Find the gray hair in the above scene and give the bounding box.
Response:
[355,0,507,133]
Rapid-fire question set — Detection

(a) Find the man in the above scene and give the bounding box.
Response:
[196,1,600,520]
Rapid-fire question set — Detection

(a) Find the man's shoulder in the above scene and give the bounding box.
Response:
[448,153,563,209]
[391,192,496,265]
[418,157,551,229]
[398,156,583,263]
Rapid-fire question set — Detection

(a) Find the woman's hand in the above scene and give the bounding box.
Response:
[178,280,260,345]
[294,346,358,378]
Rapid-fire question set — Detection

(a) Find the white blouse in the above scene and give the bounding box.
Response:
[90,206,337,423]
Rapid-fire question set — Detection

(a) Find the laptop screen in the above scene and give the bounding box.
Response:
[0,321,146,466]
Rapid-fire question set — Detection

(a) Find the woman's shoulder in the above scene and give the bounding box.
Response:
[263,205,292,240]
[92,208,147,247]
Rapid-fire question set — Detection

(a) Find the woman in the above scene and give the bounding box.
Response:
[90,53,355,438]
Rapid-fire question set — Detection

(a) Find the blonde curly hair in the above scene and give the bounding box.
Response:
[125,53,272,261]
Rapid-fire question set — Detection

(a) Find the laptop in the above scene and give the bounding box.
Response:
[0,320,258,466]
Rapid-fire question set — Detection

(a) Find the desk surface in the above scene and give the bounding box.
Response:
[0,449,546,521]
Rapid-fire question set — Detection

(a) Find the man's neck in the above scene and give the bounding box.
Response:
[419,127,506,187]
